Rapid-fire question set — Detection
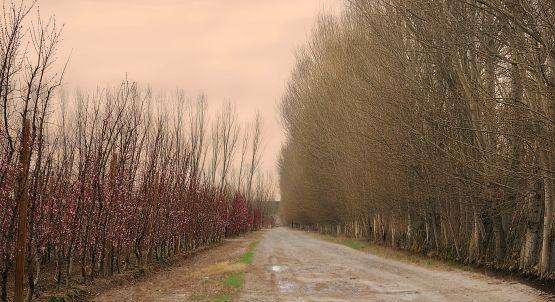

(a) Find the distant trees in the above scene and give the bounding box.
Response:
[0,1,276,300]
[279,0,555,278]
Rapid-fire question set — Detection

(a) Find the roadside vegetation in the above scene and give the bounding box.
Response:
[238,242,260,265]
[315,232,475,272]
[279,0,555,281]
[312,230,555,296]
[197,240,260,302]
[0,1,276,301]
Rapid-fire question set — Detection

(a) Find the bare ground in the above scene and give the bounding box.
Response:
[92,230,264,302]
[239,227,549,302]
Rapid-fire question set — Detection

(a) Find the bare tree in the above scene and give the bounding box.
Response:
[279,0,555,278]
[246,112,263,202]
[218,101,239,191]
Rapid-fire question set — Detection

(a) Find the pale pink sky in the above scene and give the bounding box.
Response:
[41,0,343,178]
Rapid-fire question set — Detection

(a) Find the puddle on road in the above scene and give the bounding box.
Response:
[271,265,287,272]
[277,280,296,292]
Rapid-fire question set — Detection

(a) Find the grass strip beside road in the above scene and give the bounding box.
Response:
[238,241,259,265]
[310,230,555,298]
[224,272,244,288]
[201,240,260,302]
[313,232,475,272]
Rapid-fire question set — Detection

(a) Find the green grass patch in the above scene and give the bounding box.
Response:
[238,251,254,264]
[337,239,368,250]
[424,259,434,266]
[237,240,260,264]
[192,239,260,301]
[248,241,259,250]
[223,272,244,288]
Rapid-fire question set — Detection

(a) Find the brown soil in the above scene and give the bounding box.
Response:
[23,230,264,301]
[91,230,264,301]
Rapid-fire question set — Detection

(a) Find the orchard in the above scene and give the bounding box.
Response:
[0,2,276,301]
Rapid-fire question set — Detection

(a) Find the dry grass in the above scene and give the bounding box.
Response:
[196,261,247,277]
[90,231,266,302]
[192,236,262,301]
[310,231,476,272]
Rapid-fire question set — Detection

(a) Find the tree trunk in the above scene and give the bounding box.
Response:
[539,176,554,276]
[492,206,506,264]
[468,208,483,263]
[15,119,31,302]
[520,178,543,270]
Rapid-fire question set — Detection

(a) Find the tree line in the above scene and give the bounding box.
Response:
[0,1,275,300]
[279,0,555,279]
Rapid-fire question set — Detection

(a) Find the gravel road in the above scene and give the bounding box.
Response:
[239,227,547,302]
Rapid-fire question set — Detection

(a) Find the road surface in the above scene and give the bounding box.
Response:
[239,227,546,302]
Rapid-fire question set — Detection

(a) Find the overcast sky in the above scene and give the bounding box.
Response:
[41,0,343,181]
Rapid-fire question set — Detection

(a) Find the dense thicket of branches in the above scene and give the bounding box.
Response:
[279,0,555,278]
[0,2,275,300]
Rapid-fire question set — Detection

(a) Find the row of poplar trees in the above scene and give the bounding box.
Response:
[279,0,555,278]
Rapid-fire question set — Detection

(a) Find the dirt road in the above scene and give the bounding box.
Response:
[239,227,546,302]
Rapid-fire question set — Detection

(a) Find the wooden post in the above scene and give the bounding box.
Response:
[15,119,31,302]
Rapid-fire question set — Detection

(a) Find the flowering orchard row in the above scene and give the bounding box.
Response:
[0,6,275,298]
[0,79,274,301]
